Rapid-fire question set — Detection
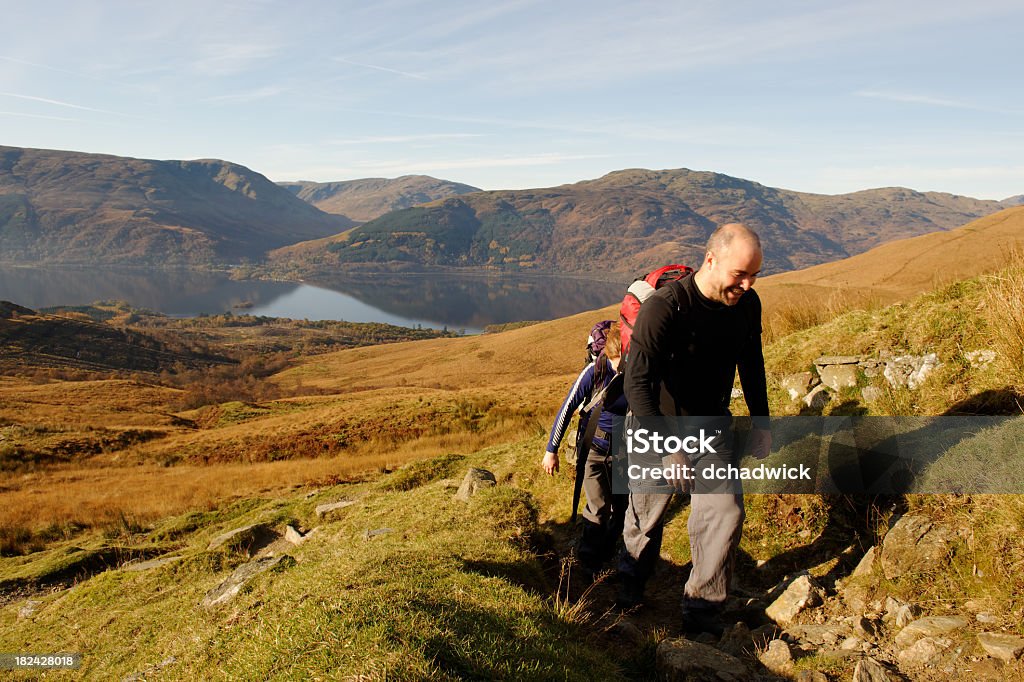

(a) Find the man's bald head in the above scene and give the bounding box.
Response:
[706,223,761,257]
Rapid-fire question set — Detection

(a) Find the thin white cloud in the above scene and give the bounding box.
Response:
[0,92,133,117]
[334,57,428,81]
[328,133,484,145]
[0,109,79,122]
[191,43,281,76]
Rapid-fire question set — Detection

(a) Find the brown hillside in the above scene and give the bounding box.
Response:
[279,175,480,222]
[0,146,351,265]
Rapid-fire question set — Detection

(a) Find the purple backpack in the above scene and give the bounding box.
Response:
[585,320,614,365]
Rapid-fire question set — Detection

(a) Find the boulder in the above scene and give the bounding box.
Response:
[880,515,959,579]
[766,574,825,626]
[819,364,859,391]
[284,525,305,545]
[656,637,751,681]
[207,523,272,553]
[977,632,1024,660]
[840,546,877,611]
[783,624,844,648]
[455,467,497,501]
[757,639,793,674]
[895,615,968,649]
[201,555,295,608]
[883,353,941,390]
[315,500,356,519]
[853,657,896,681]
[898,636,953,667]
[782,372,819,401]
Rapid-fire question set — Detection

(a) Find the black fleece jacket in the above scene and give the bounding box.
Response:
[623,274,769,422]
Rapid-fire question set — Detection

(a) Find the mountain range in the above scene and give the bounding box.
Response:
[1,146,1018,275]
[289,168,1012,275]
[278,176,480,223]
[0,146,350,265]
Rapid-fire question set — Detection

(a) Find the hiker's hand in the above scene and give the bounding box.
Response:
[748,427,772,460]
[661,452,692,494]
[542,450,559,475]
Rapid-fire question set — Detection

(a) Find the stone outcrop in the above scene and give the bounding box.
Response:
[882,353,941,390]
[656,637,751,681]
[207,523,273,553]
[894,615,968,649]
[853,657,897,681]
[201,555,295,608]
[976,632,1024,660]
[455,468,497,501]
[781,372,819,401]
[765,574,825,625]
[880,515,960,579]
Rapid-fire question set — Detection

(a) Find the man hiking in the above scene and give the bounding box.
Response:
[542,322,628,581]
[619,223,772,635]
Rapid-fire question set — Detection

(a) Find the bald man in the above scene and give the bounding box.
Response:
[618,223,771,635]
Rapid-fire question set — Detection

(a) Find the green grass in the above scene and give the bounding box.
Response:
[0,441,625,680]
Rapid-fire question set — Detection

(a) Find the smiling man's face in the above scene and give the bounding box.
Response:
[702,237,762,306]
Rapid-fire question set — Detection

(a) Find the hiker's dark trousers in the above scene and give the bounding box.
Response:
[618,438,743,606]
[579,449,627,568]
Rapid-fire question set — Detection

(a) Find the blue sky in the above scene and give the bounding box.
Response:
[2,0,1022,199]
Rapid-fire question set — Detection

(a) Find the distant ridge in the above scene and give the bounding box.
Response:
[0,146,351,265]
[279,167,1006,276]
[279,176,480,222]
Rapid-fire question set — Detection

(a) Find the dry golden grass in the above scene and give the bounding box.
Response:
[982,250,1024,393]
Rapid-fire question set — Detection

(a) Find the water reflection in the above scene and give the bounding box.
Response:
[0,266,625,331]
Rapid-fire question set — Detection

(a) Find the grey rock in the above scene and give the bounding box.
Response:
[840,636,865,651]
[880,514,959,579]
[656,637,751,681]
[883,353,941,390]
[819,364,859,391]
[784,624,844,647]
[201,555,295,608]
[975,612,998,624]
[898,636,953,667]
[814,355,862,366]
[803,384,831,410]
[861,386,884,402]
[895,604,923,628]
[284,525,305,545]
[853,657,896,681]
[782,372,819,401]
[841,546,877,613]
[757,639,793,674]
[766,574,825,626]
[731,387,744,399]
[17,600,42,619]
[207,523,270,552]
[124,555,185,572]
[964,349,996,369]
[977,632,1024,660]
[718,621,752,658]
[455,467,497,501]
[315,500,356,519]
[895,615,969,649]
[863,366,881,378]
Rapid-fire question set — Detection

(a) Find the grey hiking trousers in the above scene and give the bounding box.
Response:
[618,429,744,606]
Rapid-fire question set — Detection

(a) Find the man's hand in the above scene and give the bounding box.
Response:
[542,450,559,475]
[747,427,772,460]
[661,452,693,494]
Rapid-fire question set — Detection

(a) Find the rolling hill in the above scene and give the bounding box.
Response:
[279,175,480,222]
[0,146,352,265]
[279,168,1005,276]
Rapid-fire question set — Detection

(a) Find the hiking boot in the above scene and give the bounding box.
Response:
[681,607,726,638]
[614,577,645,611]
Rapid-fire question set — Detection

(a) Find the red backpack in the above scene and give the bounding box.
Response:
[619,264,693,355]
